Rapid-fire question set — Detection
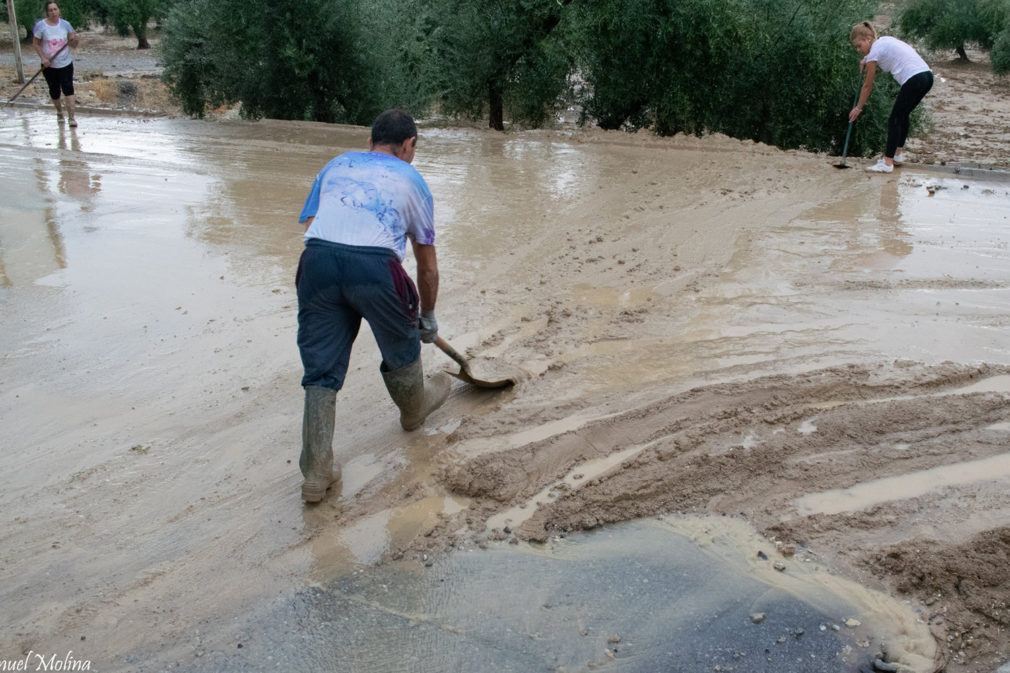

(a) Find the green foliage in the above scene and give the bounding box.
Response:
[420,0,575,129]
[898,0,994,57]
[569,0,892,156]
[12,0,89,42]
[156,0,926,156]
[94,0,169,48]
[159,0,213,116]
[161,0,416,123]
[993,25,1010,73]
[981,0,1010,72]
[898,0,1010,68]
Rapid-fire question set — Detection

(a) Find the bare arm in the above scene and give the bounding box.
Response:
[849,61,877,122]
[412,241,439,311]
[302,215,314,232]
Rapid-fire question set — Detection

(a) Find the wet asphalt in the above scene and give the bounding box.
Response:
[163,522,879,673]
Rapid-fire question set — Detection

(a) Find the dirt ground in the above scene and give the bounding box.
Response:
[2,25,1010,673]
[0,27,171,113]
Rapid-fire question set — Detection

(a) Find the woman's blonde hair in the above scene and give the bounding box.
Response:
[850,21,877,42]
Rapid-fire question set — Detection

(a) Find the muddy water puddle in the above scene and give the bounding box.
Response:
[793,450,1010,516]
[175,518,931,673]
[684,173,1010,375]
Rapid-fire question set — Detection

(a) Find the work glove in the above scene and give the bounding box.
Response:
[419,309,438,344]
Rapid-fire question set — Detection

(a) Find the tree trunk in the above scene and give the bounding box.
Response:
[489,83,504,131]
[135,20,151,49]
[956,44,969,61]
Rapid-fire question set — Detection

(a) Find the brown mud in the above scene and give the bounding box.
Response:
[1,25,1010,673]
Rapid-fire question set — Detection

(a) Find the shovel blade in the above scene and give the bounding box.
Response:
[435,337,517,389]
[447,368,515,389]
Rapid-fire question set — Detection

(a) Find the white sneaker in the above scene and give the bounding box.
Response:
[865,158,894,173]
[893,152,907,165]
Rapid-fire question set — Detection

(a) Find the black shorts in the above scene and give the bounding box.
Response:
[42,62,74,99]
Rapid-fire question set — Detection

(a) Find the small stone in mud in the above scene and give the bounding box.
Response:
[845,618,862,628]
[607,636,621,644]
[749,612,766,624]
[757,550,768,560]
[503,526,511,534]
[779,543,796,557]
[872,659,899,672]
[773,562,786,571]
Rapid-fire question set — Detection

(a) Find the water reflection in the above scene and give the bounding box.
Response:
[843,178,913,268]
[56,125,102,208]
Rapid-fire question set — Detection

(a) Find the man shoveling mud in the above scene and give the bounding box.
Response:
[294,109,450,503]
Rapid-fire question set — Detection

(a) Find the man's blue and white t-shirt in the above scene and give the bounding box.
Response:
[299,151,434,261]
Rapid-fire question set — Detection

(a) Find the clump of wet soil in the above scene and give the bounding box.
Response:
[865,529,1010,670]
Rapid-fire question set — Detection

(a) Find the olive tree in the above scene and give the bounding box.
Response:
[161,0,416,123]
[569,0,896,157]
[420,0,575,130]
[898,0,995,60]
[94,0,169,49]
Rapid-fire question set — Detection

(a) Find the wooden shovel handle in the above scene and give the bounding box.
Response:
[433,336,472,376]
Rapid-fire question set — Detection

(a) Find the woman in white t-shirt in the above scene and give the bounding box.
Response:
[848,21,933,173]
[32,1,80,126]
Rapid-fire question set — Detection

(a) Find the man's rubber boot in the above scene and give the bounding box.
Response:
[300,385,341,503]
[381,358,451,431]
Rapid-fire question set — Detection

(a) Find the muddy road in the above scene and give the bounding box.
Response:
[1,107,1009,672]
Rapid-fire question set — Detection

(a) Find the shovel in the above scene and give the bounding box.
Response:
[834,71,865,169]
[5,44,68,108]
[434,336,516,389]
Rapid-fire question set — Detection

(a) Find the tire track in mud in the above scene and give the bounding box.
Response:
[444,362,1009,530]
[437,361,1010,669]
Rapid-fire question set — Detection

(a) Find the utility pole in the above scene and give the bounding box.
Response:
[7,0,25,83]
